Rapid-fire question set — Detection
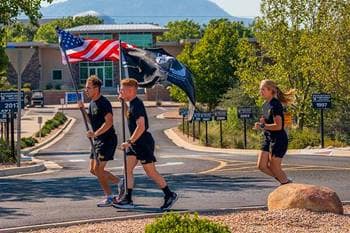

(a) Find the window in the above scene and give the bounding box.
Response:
[119,33,153,48]
[79,61,114,87]
[52,70,62,80]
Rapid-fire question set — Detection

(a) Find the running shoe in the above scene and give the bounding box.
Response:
[160,192,178,211]
[113,196,135,209]
[97,196,114,207]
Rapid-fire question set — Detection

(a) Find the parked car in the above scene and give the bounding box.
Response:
[31,91,44,107]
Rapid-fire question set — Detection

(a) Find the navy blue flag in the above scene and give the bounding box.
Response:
[122,47,196,107]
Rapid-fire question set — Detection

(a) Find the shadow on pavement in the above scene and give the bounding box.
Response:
[0,174,273,218]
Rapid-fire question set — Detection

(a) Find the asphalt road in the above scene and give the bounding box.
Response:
[1,107,350,230]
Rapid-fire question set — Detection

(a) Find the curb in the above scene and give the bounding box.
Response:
[164,127,350,157]
[22,117,74,156]
[1,201,349,233]
[0,162,46,177]
[164,127,258,156]
[0,118,75,178]
[0,205,267,233]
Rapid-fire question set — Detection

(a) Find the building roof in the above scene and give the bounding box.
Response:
[6,42,58,48]
[66,24,168,34]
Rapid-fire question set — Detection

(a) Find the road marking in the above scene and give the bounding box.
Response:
[198,158,227,174]
[68,159,86,162]
[157,107,168,111]
[109,162,184,170]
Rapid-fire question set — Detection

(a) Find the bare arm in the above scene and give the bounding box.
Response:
[264,115,283,131]
[93,113,114,137]
[129,116,146,143]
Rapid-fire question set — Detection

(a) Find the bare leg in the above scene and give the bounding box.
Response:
[94,161,112,196]
[103,170,120,184]
[257,151,275,177]
[269,156,288,184]
[142,162,167,188]
[126,156,139,189]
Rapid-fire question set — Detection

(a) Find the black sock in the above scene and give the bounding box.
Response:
[162,186,172,197]
[126,189,133,202]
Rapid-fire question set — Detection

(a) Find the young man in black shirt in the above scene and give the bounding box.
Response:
[78,75,124,207]
[114,78,178,211]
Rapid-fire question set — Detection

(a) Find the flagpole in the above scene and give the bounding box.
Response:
[60,45,98,163]
[119,40,129,195]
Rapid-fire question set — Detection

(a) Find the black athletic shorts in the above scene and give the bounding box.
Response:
[90,133,118,161]
[126,132,157,164]
[261,131,288,158]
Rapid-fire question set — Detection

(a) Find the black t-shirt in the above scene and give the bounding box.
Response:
[262,98,285,136]
[88,95,115,140]
[127,97,149,142]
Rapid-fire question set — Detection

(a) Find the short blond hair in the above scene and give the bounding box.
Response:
[87,75,102,90]
[121,78,138,88]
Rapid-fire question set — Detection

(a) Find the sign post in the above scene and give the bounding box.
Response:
[214,110,228,148]
[193,112,212,146]
[38,116,43,141]
[238,107,253,149]
[5,47,35,167]
[60,98,65,114]
[312,94,331,148]
[178,108,188,135]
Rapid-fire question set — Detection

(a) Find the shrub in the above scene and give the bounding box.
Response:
[0,139,14,163]
[55,84,61,90]
[145,213,230,233]
[35,112,68,138]
[20,137,39,149]
[45,83,53,90]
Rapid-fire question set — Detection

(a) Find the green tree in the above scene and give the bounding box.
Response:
[236,0,350,130]
[179,20,245,110]
[34,16,103,43]
[0,0,53,84]
[158,20,201,42]
[6,22,38,42]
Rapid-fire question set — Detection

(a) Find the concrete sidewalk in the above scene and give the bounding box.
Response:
[21,106,58,138]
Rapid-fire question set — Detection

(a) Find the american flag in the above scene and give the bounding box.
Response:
[56,28,135,64]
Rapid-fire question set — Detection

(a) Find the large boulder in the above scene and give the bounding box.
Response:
[268,183,343,214]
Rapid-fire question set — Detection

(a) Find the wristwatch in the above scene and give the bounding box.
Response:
[260,123,265,129]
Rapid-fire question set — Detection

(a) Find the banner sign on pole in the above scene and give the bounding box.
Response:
[214,110,227,121]
[238,107,253,119]
[0,91,24,120]
[65,92,84,104]
[178,107,188,117]
[312,94,331,109]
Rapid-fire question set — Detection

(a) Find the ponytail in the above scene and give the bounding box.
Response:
[261,80,295,106]
[276,86,295,105]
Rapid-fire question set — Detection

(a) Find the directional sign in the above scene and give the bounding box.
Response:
[214,110,227,121]
[238,107,253,119]
[312,94,331,109]
[178,107,188,117]
[65,92,84,104]
[0,91,24,120]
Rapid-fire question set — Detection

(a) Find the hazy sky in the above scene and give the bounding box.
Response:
[210,0,261,17]
[43,0,262,18]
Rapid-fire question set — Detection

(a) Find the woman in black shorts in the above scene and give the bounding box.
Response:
[254,80,294,185]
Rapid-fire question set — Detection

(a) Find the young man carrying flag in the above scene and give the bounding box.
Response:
[78,75,124,207]
[114,78,178,211]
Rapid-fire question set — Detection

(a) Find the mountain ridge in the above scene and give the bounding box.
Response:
[39,0,253,25]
